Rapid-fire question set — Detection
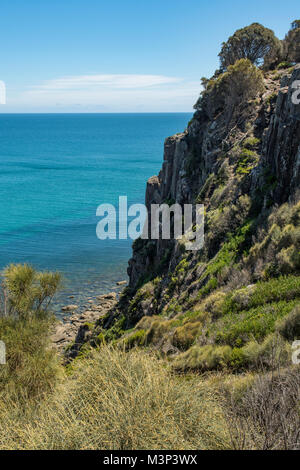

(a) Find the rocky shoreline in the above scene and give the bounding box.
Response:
[51,287,124,353]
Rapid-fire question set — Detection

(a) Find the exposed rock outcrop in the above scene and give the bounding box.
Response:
[128,65,300,291]
[263,66,300,201]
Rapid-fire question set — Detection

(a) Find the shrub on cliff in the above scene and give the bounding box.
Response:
[283,20,300,63]
[277,305,300,341]
[219,23,282,70]
[247,200,300,278]
[198,59,264,122]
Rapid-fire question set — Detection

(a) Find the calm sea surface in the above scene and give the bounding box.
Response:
[0,113,191,313]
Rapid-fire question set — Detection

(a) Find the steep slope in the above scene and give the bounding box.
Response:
[68,63,300,371]
[128,64,300,291]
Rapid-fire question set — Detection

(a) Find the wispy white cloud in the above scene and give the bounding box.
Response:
[34,74,181,90]
[7,73,201,112]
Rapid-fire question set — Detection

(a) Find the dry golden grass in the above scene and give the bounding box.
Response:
[0,314,62,402]
[0,346,230,450]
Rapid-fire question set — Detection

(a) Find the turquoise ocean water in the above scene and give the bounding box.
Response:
[0,113,191,312]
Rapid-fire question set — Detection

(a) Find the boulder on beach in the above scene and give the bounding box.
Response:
[61,304,78,312]
[97,292,117,302]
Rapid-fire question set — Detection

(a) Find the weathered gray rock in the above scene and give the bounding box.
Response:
[262,65,300,202]
[61,304,78,312]
[128,65,300,290]
[97,292,117,301]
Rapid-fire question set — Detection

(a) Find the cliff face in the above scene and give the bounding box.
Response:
[68,64,300,371]
[263,69,300,200]
[128,65,300,292]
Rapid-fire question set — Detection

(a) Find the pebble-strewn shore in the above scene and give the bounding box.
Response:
[51,292,118,352]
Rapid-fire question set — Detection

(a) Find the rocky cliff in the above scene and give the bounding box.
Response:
[68,63,300,369]
[128,65,300,294]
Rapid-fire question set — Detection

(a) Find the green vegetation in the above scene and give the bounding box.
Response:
[243,137,260,150]
[265,91,278,105]
[247,201,300,277]
[0,264,62,403]
[233,138,260,175]
[1,19,299,450]
[283,19,300,63]
[197,59,265,121]
[99,314,127,343]
[123,274,299,373]
[206,221,252,277]
[174,344,233,372]
[0,314,61,402]
[3,263,61,319]
[218,23,281,70]
[196,173,216,202]
[277,61,294,70]
[277,305,300,341]
[222,276,300,314]
[214,300,297,347]
[236,148,259,175]
[123,329,147,349]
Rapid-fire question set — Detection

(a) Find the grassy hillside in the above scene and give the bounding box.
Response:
[0,21,300,450]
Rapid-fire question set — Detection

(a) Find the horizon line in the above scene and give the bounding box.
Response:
[0,111,193,115]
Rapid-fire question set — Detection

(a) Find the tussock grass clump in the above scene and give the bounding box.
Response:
[277,305,300,341]
[122,329,147,349]
[0,315,62,402]
[173,321,202,350]
[0,347,230,450]
[173,344,233,372]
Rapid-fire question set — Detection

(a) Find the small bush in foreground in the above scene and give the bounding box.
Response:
[0,264,62,402]
[1,263,61,319]
[226,367,300,450]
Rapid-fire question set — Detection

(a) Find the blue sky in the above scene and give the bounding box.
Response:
[0,0,298,112]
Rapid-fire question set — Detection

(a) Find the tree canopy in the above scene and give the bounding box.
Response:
[284,20,300,63]
[291,20,300,30]
[219,23,281,70]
